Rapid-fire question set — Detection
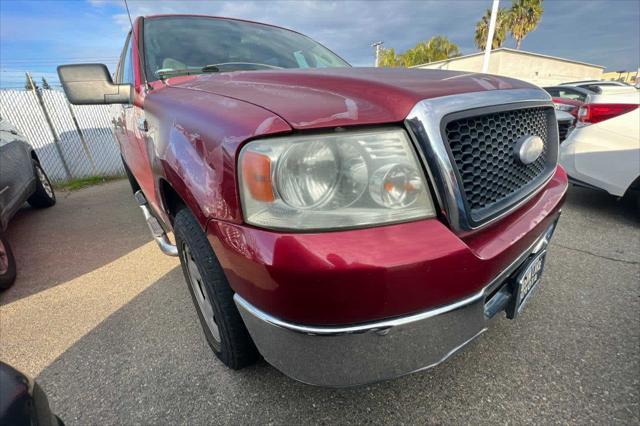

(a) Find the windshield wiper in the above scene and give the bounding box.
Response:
[156,66,220,79]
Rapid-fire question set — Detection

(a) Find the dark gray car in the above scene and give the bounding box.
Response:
[0,117,56,289]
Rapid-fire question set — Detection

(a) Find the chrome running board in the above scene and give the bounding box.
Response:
[134,190,178,257]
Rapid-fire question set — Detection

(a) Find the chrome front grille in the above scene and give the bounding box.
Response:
[404,89,559,233]
[443,106,556,222]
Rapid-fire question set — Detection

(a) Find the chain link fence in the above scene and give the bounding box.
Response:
[0,85,125,184]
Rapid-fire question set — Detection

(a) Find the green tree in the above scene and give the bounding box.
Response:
[423,35,461,61]
[41,77,51,90]
[24,74,38,91]
[378,47,403,67]
[509,0,544,49]
[380,36,460,68]
[474,8,510,51]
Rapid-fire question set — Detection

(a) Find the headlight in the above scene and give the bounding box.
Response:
[238,128,436,230]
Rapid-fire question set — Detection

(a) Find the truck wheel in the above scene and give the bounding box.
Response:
[173,207,258,369]
[27,161,56,208]
[0,233,17,290]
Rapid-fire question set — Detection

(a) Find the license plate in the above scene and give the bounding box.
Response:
[515,251,546,313]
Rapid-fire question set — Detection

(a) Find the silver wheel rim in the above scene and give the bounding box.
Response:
[0,239,8,274]
[36,165,54,198]
[183,243,220,343]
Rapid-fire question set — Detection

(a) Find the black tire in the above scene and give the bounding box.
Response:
[174,206,258,369]
[624,177,640,212]
[27,161,56,208]
[0,233,17,290]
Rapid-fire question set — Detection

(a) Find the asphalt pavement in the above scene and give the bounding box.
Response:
[1,180,638,425]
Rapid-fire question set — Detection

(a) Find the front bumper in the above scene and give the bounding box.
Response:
[234,219,558,387]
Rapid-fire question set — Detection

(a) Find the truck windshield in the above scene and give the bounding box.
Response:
[143,17,350,79]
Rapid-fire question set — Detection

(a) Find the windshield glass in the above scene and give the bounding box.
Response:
[143,17,350,79]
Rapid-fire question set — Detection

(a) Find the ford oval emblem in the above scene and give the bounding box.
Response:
[514,135,544,165]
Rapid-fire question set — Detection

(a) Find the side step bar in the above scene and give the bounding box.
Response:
[134,190,178,257]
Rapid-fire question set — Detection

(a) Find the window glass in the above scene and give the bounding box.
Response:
[116,33,131,84]
[143,17,349,79]
[558,89,585,102]
[122,37,134,84]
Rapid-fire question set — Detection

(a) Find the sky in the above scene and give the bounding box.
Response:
[1,0,639,88]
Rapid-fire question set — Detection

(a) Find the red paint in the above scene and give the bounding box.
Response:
[167,68,536,130]
[206,168,567,325]
[116,15,568,326]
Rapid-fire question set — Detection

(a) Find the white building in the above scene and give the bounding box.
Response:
[413,48,605,86]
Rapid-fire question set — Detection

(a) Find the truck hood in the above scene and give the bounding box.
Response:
[166,67,538,130]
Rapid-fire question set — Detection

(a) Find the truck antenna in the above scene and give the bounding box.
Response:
[123,0,151,90]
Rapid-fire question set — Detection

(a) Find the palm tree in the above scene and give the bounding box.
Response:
[378,47,402,67]
[400,36,460,67]
[379,36,460,68]
[425,36,461,61]
[474,8,510,51]
[509,0,544,49]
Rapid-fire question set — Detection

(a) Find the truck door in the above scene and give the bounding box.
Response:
[113,33,135,174]
[115,32,158,208]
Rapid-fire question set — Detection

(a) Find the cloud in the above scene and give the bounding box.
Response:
[97,0,490,66]
[89,0,639,69]
[0,0,637,89]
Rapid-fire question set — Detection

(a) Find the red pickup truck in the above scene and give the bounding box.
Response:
[58,15,567,387]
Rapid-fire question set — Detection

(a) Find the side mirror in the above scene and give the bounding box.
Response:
[57,64,132,105]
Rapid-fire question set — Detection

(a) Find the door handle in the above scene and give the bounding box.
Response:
[137,118,148,132]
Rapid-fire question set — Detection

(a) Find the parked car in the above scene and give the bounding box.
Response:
[560,89,640,199]
[543,86,590,119]
[555,110,575,143]
[0,362,63,425]
[561,79,630,87]
[553,98,582,118]
[58,15,567,387]
[0,118,56,289]
[561,80,637,94]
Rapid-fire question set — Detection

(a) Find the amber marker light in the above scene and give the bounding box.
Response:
[242,151,274,202]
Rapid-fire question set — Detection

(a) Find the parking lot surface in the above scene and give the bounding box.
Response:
[1,180,638,425]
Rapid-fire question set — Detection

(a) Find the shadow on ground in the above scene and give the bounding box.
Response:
[1,180,149,304]
[563,185,639,226]
[37,243,639,425]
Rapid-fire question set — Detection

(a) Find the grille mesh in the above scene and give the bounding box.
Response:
[444,107,554,216]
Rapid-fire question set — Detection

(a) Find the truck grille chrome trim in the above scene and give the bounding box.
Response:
[405,88,557,233]
[235,291,487,387]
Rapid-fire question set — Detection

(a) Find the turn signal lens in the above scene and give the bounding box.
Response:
[241,151,274,202]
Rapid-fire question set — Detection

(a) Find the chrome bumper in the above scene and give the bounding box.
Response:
[234,219,558,387]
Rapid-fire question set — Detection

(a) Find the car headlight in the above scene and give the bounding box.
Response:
[238,128,436,230]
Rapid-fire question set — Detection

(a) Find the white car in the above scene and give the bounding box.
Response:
[555,109,575,143]
[561,80,634,93]
[560,90,640,198]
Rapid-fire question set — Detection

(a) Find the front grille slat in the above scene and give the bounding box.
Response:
[443,106,557,224]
